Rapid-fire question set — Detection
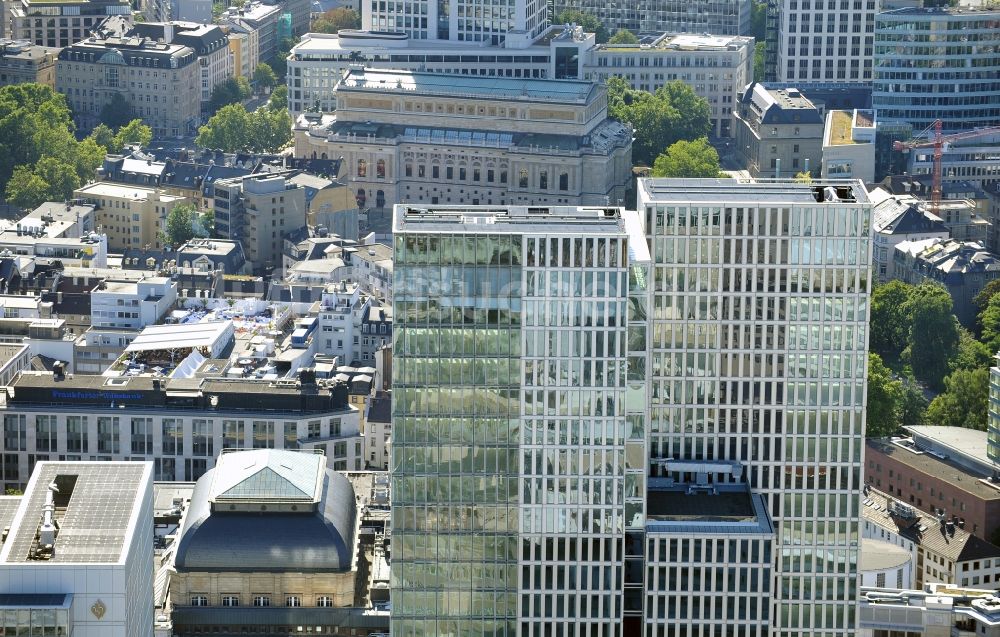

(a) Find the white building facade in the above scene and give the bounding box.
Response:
[638,178,872,636]
[0,372,365,488]
[0,461,154,637]
[391,204,650,637]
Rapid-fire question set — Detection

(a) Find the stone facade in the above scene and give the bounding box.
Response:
[294,69,632,210]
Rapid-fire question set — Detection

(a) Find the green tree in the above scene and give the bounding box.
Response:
[253,62,278,91]
[268,85,288,111]
[980,293,1000,354]
[553,9,610,43]
[164,203,197,247]
[311,7,361,32]
[974,279,1000,315]
[903,282,961,390]
[5,156,81,209]
[199,210,215,236]
[951,328,993,372]
[750,0,766,40]
[0,83,76,184]
[651,137,723,178]
[196,103,252,152]
[73,137,106,183]
[99,93,133,129]
[249,107,292,152]
[899,380,928,428]
[89,123,116,153]
[197,103,291,153]
[926,367,989,430]
[870,280,915,360]
[606,77,711,166]
[113,119,153,151]
[607,29,639,45]
[208,77,252,113]
[753,41,765,82]
[866,353,904,438]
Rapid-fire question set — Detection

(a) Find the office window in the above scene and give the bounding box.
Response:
[35,415,56,452]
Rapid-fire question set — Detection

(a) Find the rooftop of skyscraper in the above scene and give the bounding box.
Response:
[392,204,629,234]
[638,177,871,204]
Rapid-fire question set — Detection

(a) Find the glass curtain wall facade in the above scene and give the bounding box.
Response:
[392,205,639,637]
[637,179,872,637]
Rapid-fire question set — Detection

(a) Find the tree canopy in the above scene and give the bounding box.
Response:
[651,137,723,178]
[208,76,252,113]
[99,93,133,129]
[926,367,989,430]
[870,280,916,361]
[163,203,197,247]
[268,85,288,111]
[553,9,609,43]
[5,157,80,209]
[311,7,361,33]
[607,77,712,166]
[0,83,104,208]
[903,282,961,390]
[196,103,292,153]
[253,62,278,90]
[866,354,904,438]
[607,29,639,45]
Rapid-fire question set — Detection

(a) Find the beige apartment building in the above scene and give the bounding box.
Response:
[213,174,307,275]
[294,69,632,210]
[74,182,190,251]
[0,39,58,87]
[56,27,201,136]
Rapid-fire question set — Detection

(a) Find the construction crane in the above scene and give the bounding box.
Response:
[894,121,1000,215]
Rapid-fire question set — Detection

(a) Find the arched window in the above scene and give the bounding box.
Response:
[357,159,367,177]
[376,159,386,178]
[559,172,569,191]
[405,163,413,177]
[376,190,385,208]
[518,169,528,188]
[320,153,327,160]
[356,188,366,207]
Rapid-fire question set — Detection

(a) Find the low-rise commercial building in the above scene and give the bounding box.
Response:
[822,109,875,182]
[294,69,632,209]
[0,39,58,88]
[90,276,177,329]
[9,0,131,48]
[893,237,1000,328]
[0,460,154,637]
[870,188,950,282]
[56,27,200,135]
[734,83,825,179]
[74,182,191,252]
[866,429,1000,546]
[862,487,1000,590]
[0,369,365,488]
[213,174,308,275]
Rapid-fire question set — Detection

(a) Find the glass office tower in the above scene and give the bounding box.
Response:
[391,204,649,637]
[637,178,872,637]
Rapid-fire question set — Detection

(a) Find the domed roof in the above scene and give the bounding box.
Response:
[173,451,356,572]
